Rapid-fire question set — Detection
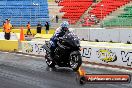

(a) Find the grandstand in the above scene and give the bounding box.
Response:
[103,4,132,27]
[58,0,131,27]
[59,0,93,24]
[1,0,131,27]
[0,0,49,26]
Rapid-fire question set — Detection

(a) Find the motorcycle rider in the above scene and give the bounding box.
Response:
[49,21,70,59]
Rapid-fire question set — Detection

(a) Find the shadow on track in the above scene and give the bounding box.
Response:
[46,66,74,73]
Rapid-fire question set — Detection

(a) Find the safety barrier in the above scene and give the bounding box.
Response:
[21,40,132,69]
[34,34,53,39]
[21,41,46,55]
[0,29,55,35]
[80,41,132,69]
[0,32,18,52]
[0,32,18,40]
[0,40,18,52]
[73,28,132,43]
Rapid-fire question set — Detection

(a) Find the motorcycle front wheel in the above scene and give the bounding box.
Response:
[45,52,55,68]
[69,51,82,71]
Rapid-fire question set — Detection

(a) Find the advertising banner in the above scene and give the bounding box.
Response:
[81,45,132,68]
[21,41,46,55]
[21,40,132,68]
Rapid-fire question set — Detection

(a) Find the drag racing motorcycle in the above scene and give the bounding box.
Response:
[43,31,82,71]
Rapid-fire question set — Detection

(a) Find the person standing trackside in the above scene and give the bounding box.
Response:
[3,19,12,40]
[37,22,42,34]
[56,15,59,23]
[45,22,49,34]
[26,22,32,35]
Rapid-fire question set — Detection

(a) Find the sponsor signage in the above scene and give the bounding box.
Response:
[79,74,131,84]
[21,41,46,55]
[80,46,132,68]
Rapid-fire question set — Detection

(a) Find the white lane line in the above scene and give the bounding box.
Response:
[16,54,23,56]
[82,63,132,73]
[24,55,31,57]
[0,51,9,54]
[15,53,43,59]
[31,56,43,59]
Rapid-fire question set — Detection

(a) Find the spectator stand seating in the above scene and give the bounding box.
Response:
[82,0,130,27]
[58,0,93,24]
[103,5,132,27]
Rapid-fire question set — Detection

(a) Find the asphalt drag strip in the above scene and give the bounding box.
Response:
[0,52,131,88]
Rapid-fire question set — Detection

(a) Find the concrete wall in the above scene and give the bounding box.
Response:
[0,40,18,52]
[0,32,18,52]
[73,28,132,43]
[21,40,132,69]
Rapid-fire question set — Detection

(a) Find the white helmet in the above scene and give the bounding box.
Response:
[60,21,69,28]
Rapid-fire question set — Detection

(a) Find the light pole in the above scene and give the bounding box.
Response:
[30,0,32,23]
[20,4,23,26]
[33,3,38,21]
[20,12,22,26]
[39,3,40,22]
[101,4,104,28]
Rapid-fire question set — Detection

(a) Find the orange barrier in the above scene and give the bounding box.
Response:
[77,67,86,76]
[20,26,25,41]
